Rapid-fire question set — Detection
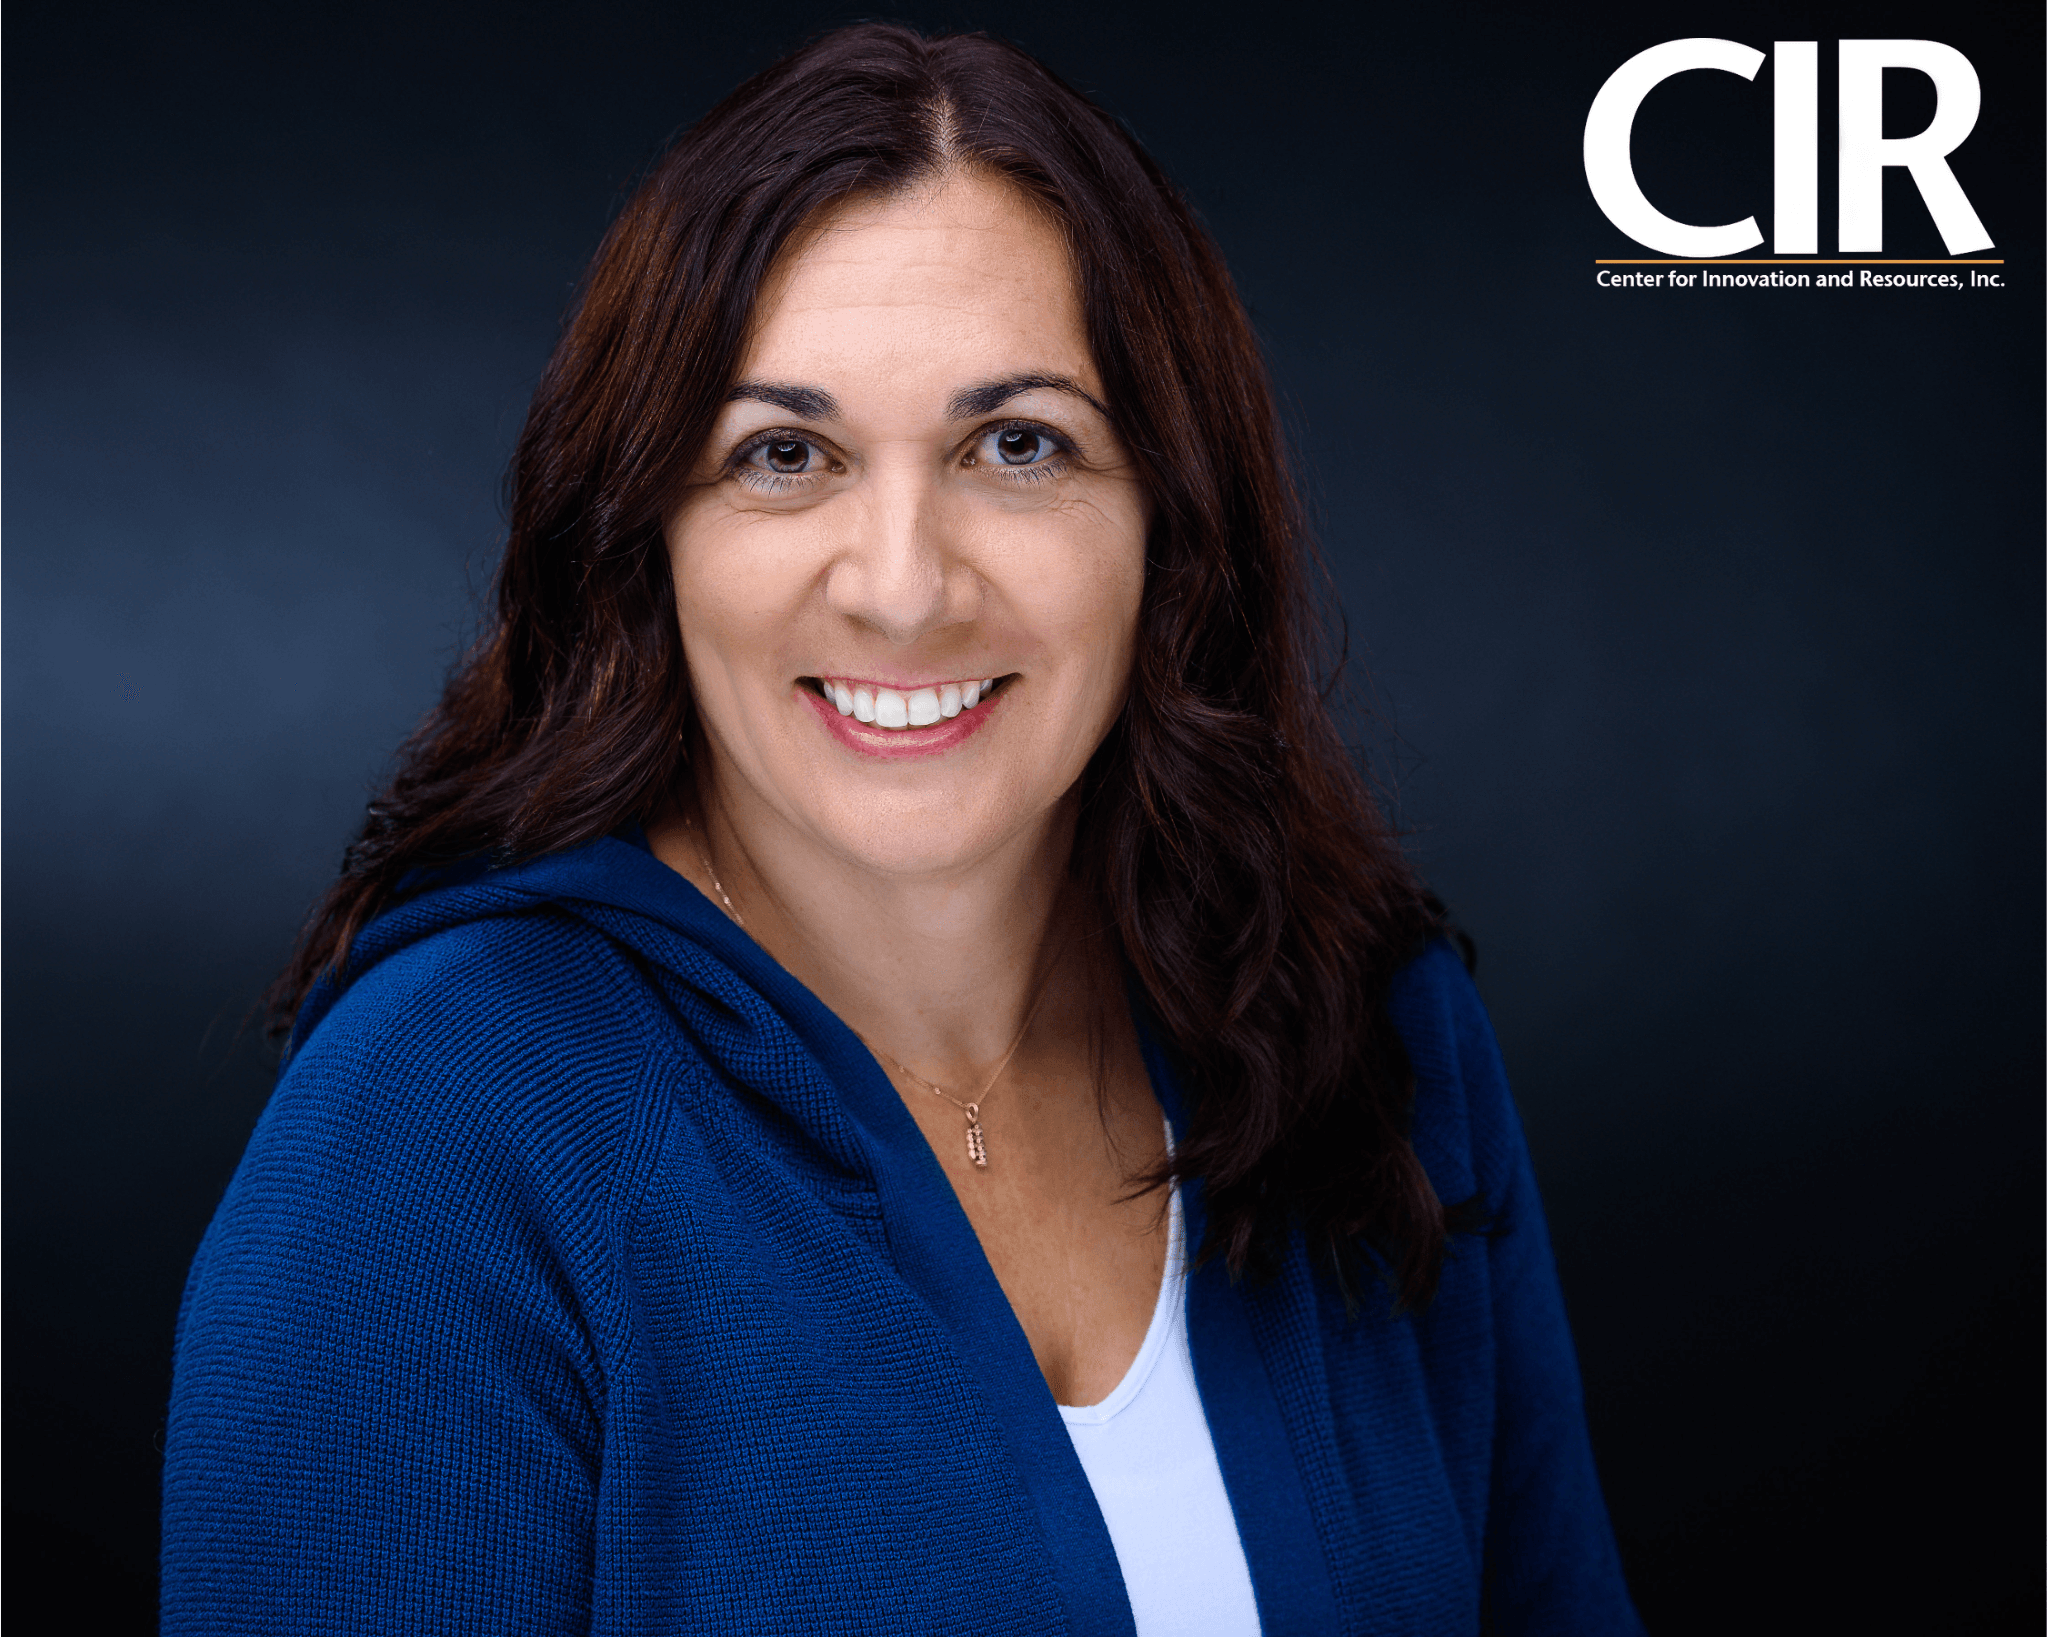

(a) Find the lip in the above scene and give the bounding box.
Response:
[798,678,1006,760]
[819,674,989,692]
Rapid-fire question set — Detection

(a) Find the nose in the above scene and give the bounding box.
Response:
[822,461,973,646]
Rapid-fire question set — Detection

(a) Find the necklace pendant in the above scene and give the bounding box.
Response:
[965,1116,988,1169]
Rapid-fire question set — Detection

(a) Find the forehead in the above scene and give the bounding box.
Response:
[740,171,1095,393]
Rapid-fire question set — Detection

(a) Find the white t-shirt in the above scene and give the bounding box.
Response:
[1058,1181,1263,1635]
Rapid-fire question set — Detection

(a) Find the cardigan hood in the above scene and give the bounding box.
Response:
[288,833,911,1184]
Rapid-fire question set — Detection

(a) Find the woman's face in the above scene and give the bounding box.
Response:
[666,169,1148,883]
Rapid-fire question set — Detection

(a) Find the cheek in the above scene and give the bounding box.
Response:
[1030,498,1147,679]
[666,513,807,685]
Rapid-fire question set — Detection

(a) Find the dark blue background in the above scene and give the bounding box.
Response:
[7,1,2040,1629]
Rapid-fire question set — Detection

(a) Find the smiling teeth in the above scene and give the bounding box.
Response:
[822,678,999,730]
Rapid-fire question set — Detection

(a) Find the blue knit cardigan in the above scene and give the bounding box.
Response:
[162,834,1643,1635]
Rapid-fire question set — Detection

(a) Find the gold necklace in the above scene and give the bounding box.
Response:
[856,953,1063,1170]
[688,811,748,929]
[687,811,1064,1170]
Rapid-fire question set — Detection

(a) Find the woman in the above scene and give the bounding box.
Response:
[163,23,1642,1635]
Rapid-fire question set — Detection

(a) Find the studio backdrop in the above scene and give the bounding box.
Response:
[6,0,2040,1630]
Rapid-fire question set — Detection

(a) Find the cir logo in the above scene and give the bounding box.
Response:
[1584,39,1992,256]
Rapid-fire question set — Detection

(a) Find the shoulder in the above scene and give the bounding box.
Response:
[248,907,679,1237]
[1386,938,1523,1211]
[172,909,669,1533]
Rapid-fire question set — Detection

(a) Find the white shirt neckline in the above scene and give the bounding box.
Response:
[1056,1180,1186,1425]
[1049,1141,1263,1634]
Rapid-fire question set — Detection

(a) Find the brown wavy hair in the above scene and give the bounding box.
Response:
[271,22,1456,1303]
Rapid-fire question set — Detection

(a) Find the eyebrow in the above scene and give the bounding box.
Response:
[726,374,1108,425]
[726,381,841,420]
[947,374,1108,421]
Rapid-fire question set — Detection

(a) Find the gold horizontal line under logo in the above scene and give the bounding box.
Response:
[1595,258,2005,265]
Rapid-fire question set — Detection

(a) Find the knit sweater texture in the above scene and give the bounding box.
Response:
[162,834,1644,1635]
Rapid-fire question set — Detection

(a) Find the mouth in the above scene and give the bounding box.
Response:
[796,673,1015,760]
[799,674,1013,730]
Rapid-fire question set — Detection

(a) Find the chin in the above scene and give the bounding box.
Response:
[800,787,1044,879]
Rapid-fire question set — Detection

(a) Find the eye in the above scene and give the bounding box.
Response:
[727,431,841,493]
[969,421,1070,476]
[742,436,827,476]
[994,427,1050,465]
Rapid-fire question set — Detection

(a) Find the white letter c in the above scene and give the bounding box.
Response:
[1584,38,1766,257]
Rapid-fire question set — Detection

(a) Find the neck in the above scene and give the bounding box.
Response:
[649,761,1094,1087]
